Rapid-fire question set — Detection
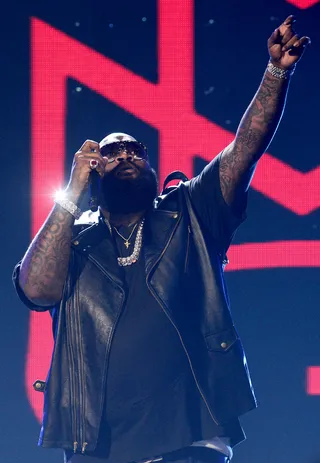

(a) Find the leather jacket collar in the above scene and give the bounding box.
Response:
[72,208,181,284]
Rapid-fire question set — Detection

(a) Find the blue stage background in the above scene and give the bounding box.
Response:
[2,0,320,462]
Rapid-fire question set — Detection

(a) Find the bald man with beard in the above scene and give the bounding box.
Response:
[13,16,310,463]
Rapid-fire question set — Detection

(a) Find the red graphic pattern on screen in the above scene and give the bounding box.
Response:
[286,0,319,9]
[307,367,320,395]
[29,0,320,421]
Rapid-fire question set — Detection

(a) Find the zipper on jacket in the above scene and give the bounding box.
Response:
[67,277,88,453]
[86,254,126,447]
[184,225,191,273]
[66,296,80,452]
[69,246,127,454]
[75,282,86,452]
[65,255,81,453]
[146,221,220,427]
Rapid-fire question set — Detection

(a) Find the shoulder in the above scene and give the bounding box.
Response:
[154,181,189,212]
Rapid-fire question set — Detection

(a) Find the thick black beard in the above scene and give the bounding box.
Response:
[99,163,158,214]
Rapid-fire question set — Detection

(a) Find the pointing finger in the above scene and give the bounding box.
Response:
[283,15,296,26]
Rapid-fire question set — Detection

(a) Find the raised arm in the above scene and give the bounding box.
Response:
[18,140,106,306]
[219,16,310,210]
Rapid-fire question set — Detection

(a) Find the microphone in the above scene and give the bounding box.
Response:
[89,169,100,212]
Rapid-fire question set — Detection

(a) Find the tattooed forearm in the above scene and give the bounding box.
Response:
[219,69,290,207]
[19,206,75,305]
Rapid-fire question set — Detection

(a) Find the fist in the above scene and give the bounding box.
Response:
[66,140,107,201]
[268,15,311,70]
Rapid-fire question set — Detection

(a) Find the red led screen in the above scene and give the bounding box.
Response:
[29,0,320,421]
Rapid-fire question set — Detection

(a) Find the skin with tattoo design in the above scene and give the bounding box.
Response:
[18,142,105,305]
[18,16,310,306]
[219,15,310,210]
[19,139,151,305]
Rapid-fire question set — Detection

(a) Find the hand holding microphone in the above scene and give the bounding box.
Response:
[65,139,106,211]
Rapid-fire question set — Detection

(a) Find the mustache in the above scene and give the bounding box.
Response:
[112,161,140,173]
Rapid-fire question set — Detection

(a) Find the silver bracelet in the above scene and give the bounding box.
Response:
[267,61,296,80]
[54,198,82,219]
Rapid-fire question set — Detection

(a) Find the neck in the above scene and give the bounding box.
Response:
[100,208,145,227]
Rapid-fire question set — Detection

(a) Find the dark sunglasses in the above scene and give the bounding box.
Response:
[100,141,148,164]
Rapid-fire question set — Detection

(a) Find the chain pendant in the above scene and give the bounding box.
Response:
[117,218,145,266]
[124,240,130,249]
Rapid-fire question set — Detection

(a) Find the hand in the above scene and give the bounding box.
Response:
[268,15,311,70]
[66,140,107,202]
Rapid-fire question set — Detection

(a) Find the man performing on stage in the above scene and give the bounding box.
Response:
[13,16,309,463]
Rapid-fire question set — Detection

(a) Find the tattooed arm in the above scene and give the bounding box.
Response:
[19,139,106,306]
[219,69,289,209]
[219,16,310,210]
[19,205,76,305]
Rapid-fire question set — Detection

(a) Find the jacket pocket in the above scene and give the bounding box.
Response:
[204,328,238,353]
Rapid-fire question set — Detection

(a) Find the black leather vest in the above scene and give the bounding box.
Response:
[38,183,257,454]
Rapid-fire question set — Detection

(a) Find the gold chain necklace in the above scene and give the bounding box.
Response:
[113,222,139,249]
